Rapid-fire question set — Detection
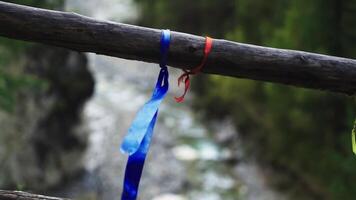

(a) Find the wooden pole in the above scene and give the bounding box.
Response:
[0,1,355,95]
[0,190,70,200]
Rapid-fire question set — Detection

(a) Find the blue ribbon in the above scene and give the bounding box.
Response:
[120,30,171,200]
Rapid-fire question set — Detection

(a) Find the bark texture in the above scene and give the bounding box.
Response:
[0,1,355,95]
[0,190,70,200]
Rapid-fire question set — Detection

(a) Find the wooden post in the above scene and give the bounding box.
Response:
[0,1,355,95]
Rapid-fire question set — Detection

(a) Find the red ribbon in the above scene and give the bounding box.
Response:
[174,37,213,103]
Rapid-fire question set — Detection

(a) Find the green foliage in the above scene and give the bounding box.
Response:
[352,119,356,155]
[0,0,63,111]
[0,70,48,112]
[136,0,356,199]
[0,37,31,112]
[135,0,237,37]
[198,77,356,199]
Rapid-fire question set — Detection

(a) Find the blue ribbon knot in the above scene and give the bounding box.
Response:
[120,30,171,200]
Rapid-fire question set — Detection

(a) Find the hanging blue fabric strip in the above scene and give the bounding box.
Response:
[121,29,171,155]
[120,30,171,200]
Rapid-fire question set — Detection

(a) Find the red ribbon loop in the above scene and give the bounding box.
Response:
[174,37,213,103]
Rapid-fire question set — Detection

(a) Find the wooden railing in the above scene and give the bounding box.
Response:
[0,190,69,200]
[0,1,355,95]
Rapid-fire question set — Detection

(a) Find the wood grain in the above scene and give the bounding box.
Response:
[0,190,70,200]
[0,1,355,95]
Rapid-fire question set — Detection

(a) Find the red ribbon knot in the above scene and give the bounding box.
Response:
[174,36,213,103]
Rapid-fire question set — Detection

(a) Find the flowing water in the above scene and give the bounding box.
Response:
[62,1,286,200]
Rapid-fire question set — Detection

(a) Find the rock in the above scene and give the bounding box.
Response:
[172,145,199,161]
[152,194,187,200]
[0,45,94,192]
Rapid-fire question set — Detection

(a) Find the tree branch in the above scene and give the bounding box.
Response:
[0,1,355,95]
[0,190,70,200]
